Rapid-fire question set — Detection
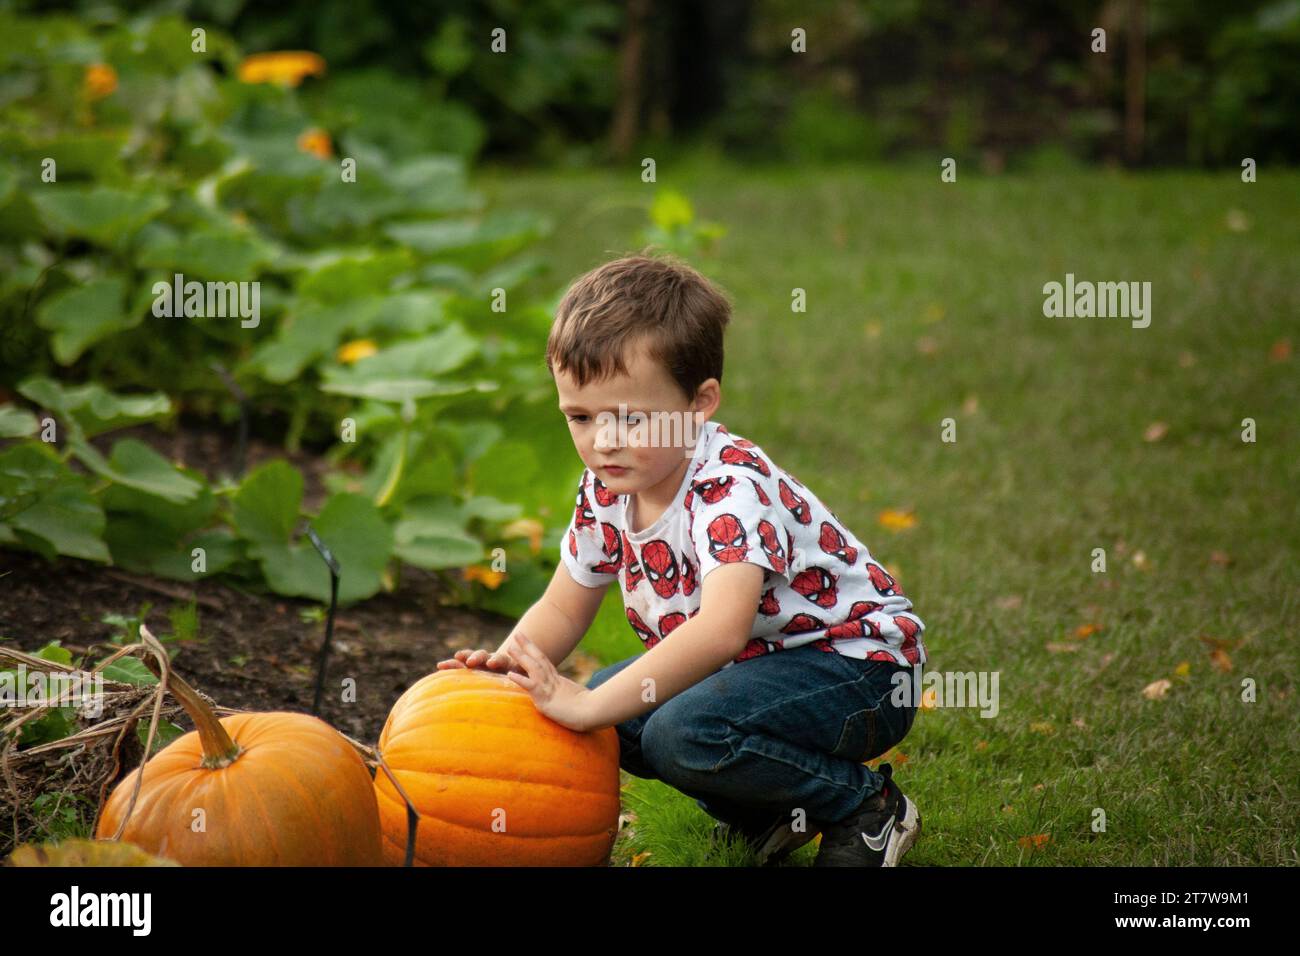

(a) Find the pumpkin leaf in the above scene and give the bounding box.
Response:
[30,186,169,248]
[16,377,171,438]
[36,276,140,365]
[0,404,39,438]
[230,459,303,548]
[69,438,203,504]
[253,493,393,604]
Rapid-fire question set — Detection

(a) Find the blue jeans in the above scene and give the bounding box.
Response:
[585,643,918,828]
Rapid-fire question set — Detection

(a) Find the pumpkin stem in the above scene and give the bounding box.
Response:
[139,632,242,769]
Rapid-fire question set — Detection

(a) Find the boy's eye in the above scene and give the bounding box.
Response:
[567,414,588,423]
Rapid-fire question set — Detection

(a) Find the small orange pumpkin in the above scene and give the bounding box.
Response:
[95,660,382,867]
[374,668,621,866]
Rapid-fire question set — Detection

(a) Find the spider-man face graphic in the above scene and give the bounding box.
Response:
[758,587,781,616]
[627,607,656,645]
[758,519,786,573]
[778,479,811,525]
[691,475,735,506]
[641,539,679,598]
[846,600,883,619]
[575,482,596,529]
[659,612,686,637]
[737,638,775,661]
[893,615,922,664]
[867,563,902,596]
[720,445,771,477]
[750,478,771,506]
[781,613,825,634]
[592,522,623,574]
[826,617,878,640]
[567,529,578,559]
[592,475,621,507]
[680,554,698,595]
[792,566,839,608]
[623,533,644,590]
[706,513,749,563]
[819,521,857,564]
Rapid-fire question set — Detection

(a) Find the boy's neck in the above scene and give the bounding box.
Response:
[628,452,694,533]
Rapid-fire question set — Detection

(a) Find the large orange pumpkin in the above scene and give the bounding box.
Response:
[95,663,382,867]
[374,668,621,866]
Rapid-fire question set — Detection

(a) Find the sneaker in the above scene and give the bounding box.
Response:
[811,763,921,867]
[709,814,820,866]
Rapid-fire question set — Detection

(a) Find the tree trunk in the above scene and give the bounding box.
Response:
[610,0,652,161]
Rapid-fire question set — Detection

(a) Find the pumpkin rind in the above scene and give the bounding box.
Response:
[374,669,621,866]
[95,711,383,866]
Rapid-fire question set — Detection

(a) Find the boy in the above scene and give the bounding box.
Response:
[438,253,926,867]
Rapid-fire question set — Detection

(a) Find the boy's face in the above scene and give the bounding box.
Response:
[555,338,719,499]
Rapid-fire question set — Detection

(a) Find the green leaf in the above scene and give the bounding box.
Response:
[69,438,202,504]
[6,480,109,563]
[0,404,38,438]
[100,656,158,686]
[319,377,492,404]
[394,534,484,570]
[297,249,413,301]
[17,378,170,438]
[254,493,393,604]
[230,459,303,548]
[36,277,139,365]
[245,299,379,383]
[136,229,272,278]
[30,186,168,248]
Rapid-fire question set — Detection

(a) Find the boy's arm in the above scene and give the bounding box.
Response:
[582,562,765,730]
[491,561,610,668]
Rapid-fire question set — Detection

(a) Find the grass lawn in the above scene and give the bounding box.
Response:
[478,158,1300,866]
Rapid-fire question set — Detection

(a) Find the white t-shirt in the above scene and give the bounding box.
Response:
[561,419,927,668]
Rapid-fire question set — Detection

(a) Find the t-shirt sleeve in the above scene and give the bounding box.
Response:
[560,468,622,589]
[687,466,794,587]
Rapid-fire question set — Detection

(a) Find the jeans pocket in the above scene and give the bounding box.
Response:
[831,706,878,762]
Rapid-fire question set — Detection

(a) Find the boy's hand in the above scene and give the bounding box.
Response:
[507,632,595,733]
[436,647,521,673]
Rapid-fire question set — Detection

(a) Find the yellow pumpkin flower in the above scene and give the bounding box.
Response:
[501,518,544,555]
[84,64,118,100]
[296,127,332,159]
[463,565,506,590]
[237,51,326,87]
[336,339,378,364]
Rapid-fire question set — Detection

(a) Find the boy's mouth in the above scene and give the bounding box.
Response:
[601,465,629,476]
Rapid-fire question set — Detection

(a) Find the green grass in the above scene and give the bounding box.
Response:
[479,158,1300,866]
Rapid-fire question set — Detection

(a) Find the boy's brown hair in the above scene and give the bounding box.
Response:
[546,251,732,401]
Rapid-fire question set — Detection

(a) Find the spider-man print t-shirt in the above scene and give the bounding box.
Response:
[561,419,927,669]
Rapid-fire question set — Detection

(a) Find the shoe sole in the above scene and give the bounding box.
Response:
[753,822,820,865]
[881,796,922,867]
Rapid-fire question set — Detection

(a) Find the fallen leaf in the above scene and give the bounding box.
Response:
[1269,339,1292,362]
[962,394,979,415]
[630,851,652,866]
[1073,623,1101,640]
[1072,717,1087,729]
[1209,551,1232,567]
[1017,833,1051,850]
[920,687,938,710]
[1029,722,1055,735]
[1143,421,1169,442]
[1033,783,1045,792]
[1173,660,1191,678]
[1209,649,1232,673]
[975,740,989,751]
[877,508,918,532]
[1131,551,1150,571]
[1198,635,1243,652]
[1001,804,1016,814]
[1142,678,1172,700]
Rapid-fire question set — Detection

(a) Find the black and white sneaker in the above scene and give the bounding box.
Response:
[812,763,921,867]
[709,814,820,865]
